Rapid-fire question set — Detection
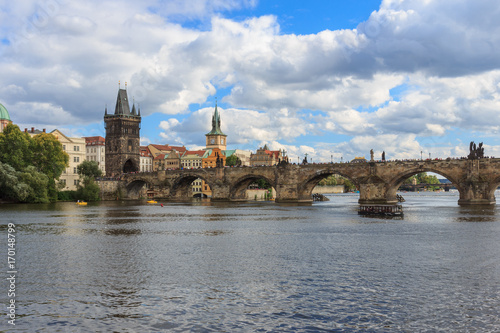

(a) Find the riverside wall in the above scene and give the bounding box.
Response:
[312,185,345,194]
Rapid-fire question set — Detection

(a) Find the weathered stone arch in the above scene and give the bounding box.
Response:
[170,174,213,199]
[299,169,358,201]
[229,174,277,201]
[486,175,500,202]
[386,167,463,200]
[125,179,150,199]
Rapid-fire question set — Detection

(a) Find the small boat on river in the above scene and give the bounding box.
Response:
[147,200,157,204]
[76,201,87,206]
[358,204,403,216]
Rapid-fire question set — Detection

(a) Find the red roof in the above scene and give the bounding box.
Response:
[154,154,165,160]
[184,150,205,156]
[170,145,187,153]
[265,150,280,159]
[150,144,170,150]
[150,144,187,153]
[84,136,105,145]
[140,146,152,157]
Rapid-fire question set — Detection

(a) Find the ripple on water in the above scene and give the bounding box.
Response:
[4,195,500,332]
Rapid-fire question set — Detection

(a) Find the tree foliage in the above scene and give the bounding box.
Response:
[317,174,356,191]
[0,162,49,203]
[318,175,338,186]
[226,154,241,167]
[0,124,68,202]
[404,173,440,185]
[32,132,69,180]
[75,161,101,202]
[0,124,33,170]
[77,160,102,178]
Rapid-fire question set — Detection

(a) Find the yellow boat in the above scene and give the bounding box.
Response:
[147,200,157,204]
[76,201,87,206]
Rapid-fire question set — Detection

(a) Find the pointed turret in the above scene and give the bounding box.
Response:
[131,103,136,116]
[104,104,108,116]
[114,89,131,115]
[206,102,226,136]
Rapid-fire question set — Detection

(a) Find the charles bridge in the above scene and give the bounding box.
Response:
[99,157,500,205]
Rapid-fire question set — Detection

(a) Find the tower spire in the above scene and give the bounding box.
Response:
[206,100,226,136]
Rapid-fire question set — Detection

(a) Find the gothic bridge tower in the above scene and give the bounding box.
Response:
[104,87,141,177]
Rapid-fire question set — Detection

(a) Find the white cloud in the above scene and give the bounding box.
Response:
[1,0,500,160]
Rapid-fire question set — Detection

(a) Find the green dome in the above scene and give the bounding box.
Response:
[0,103,10,121]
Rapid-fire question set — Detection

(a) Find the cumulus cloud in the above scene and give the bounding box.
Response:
[1,0,500,161]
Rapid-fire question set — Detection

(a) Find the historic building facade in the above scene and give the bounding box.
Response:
[139,146,153,172]
[85,136,106,174]
[250,145,284,166]
[52,129,86,191]
[104,88,141,177]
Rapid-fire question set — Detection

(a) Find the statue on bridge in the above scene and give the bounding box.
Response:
[277,156,289,167]
[216,152,224,168]
[381,151,385,161]
[302,154,308,165]
[370,149,374,162]
[468,141,484,159]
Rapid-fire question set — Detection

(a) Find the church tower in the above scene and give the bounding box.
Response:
[104,86,141,177]
[205,102,227,150]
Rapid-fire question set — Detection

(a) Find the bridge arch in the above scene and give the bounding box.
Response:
[486,175,500,203]
[299,169,358,201]
[386,167,462,202]
[229,174,277,201]
[125,179,152,199]
[170,174,213,199]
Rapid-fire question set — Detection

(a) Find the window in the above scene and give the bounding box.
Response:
[63,145,66,150]
[74,146,79,151]
[74,157,80,163]
[74,179,78,185]
[73,167,77,174]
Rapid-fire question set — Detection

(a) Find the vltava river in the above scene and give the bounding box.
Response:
[1,192,500,332]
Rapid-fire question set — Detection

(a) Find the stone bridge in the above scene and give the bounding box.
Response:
[101,158,500,205]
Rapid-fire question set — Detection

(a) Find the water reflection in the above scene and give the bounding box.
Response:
[3,193,500,332]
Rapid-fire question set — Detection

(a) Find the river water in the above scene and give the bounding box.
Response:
[1,192,500,332]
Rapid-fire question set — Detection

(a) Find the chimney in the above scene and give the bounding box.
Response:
[43,129,46,133]
[31,127,34,133]
[24,128,27,132]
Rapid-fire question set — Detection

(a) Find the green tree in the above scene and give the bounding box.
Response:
[0,124,33,171]
[255,178,271,189]
[32,133,69,201]
[17,166,49,203]
[77,160,103,178]
[75,161,101,202]
[226,154,241,167]
[318,175,338,186]
[0,161,43,202]
[76,181,100,202]
[0,161,22,201]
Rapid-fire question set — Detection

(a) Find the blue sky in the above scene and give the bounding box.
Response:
[2,0,500,163]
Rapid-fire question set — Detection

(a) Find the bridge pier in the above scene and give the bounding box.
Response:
[358,182,396,205]
[275,184,312,203]
[458,181,496,205]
